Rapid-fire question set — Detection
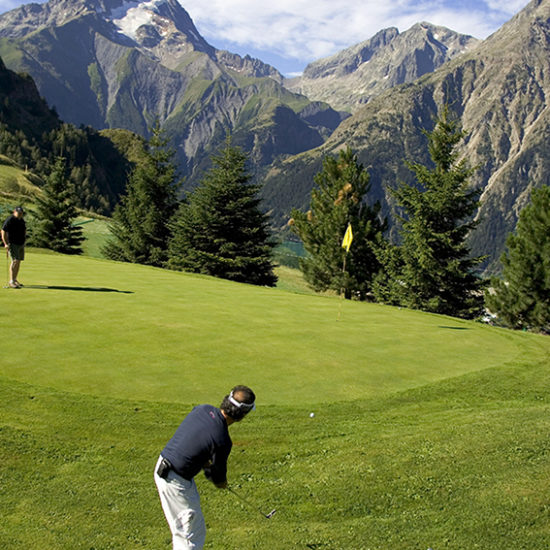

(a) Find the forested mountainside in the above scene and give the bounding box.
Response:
[0,0,345,189]
[263,0,550,271]
[0,55,137,213]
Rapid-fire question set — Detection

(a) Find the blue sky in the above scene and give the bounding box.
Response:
[0,0,531,75]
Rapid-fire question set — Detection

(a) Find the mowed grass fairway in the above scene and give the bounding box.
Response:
[1,251,550,549]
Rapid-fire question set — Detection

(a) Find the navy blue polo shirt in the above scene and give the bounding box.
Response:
[161,404,232,484]
[2,215,26,245]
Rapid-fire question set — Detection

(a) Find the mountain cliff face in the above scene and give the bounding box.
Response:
[0,53,137,213]
[0,56,59,137]
[285,23,479,113]
[0,0,342,186]
[264,0,550,271]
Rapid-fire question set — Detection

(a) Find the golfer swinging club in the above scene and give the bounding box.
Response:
[1,206,26,288]
[154,385,256,549]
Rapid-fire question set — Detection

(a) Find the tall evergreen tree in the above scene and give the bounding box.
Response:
[103,124,180,266]
[167,137,277,286]
[290,146,386,299]
[32,156,84,254]
[485,186,550,333]
[378,107,485,318]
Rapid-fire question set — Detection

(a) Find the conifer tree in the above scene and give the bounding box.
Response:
[379,107,485,318]
[485,186,550,333]
[167,137,277,286]
[103,124,180,266]
[33,156,84,254]
[290,146,386,299]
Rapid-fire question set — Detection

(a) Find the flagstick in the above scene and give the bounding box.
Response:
[337,252,347,321]
[338,222,353,321]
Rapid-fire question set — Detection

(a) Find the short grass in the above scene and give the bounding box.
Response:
[78,217,112,258]
[78,215,316,294]
[1,250,549,549]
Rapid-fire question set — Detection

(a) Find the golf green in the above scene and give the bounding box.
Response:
[1,250,549,549]
[0,251,536,404]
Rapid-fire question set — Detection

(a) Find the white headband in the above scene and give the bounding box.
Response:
[229,391,256,411]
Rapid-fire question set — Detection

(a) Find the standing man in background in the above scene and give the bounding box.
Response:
[154,385,256,549]
[2,206,26,288]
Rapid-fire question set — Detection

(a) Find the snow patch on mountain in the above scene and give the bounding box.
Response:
[109,0,167,39]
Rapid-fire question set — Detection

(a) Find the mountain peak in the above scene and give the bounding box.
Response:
[299,27,399,80]
[285,22,479,113]
[102,0,209,50]
[0,0,213,55]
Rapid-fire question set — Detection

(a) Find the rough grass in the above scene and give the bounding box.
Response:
[1,250,549,549]
[0,157,42,201]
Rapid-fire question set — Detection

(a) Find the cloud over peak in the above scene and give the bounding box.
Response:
[181,0,529,65]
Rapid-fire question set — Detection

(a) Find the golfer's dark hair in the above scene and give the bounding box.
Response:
[221,385,256,421]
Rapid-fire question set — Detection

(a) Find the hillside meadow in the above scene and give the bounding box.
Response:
[1,250,550,549]
[0,156,41,215]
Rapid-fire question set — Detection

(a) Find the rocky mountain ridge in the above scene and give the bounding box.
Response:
[264,0,550,271]
[1,0,546,274]
[0,0,284,81]
[0,0,328,186]
[285,22,479,113]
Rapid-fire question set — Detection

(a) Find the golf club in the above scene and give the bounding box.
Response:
[228,487,276,519]
[3,249,9,289]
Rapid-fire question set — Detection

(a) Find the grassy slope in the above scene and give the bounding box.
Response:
[0,252,531,404]
[78,217,111,258]
[1,251,549,549]
[0,156,42,205]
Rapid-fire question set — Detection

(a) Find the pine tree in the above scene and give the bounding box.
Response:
[485,186,550,333]
[290,146,386,299]
[103,124,180,266]
[167,137,277,286]
[379,106,485,318]
[32,156,84,254]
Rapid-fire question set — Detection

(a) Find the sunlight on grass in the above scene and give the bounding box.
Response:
[1,250,549,549]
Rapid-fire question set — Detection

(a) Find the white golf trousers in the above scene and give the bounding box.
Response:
[154,456,207,549]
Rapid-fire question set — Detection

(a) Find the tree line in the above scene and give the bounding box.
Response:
[21,108,549,334]
[290,107,549,333]
[102,127,278,287]
[0,122,131,215]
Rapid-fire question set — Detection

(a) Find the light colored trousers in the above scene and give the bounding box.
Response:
[154,456,207,549]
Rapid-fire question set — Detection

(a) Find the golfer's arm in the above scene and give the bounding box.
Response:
[1,229,8,246]
[209,448,230,489]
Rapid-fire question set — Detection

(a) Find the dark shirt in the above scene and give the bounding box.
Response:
[2,215,26,245]
[161,404,232,484]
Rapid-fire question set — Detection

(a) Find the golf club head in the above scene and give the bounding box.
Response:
[264,509,276,519]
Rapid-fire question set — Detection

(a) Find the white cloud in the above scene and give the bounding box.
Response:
[484,0,530,14]
[0,0,531,74]
[0,0,23,11]
[0,0,47,12]
[180,0,530,63]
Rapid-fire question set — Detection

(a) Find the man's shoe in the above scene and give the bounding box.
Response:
[9,282,19,288]
[14,281,23,287]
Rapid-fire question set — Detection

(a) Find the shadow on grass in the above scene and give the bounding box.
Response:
[438,325,470,330]
[23,285,134,294]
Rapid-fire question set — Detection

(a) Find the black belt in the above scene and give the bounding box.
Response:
[157,457,193,481]
[157,457,172,479]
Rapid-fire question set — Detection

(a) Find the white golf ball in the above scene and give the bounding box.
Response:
[309,412,315,418]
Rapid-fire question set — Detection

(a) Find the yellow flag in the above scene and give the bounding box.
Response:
[341,223,353,253]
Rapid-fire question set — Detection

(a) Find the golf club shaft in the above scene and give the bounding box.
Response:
[228,487,274,519]
[4,248,9,288]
